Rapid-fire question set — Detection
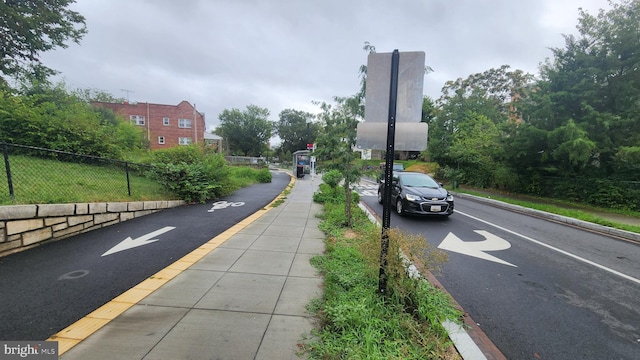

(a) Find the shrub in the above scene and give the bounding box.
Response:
[201,152,232,197]
[147,146,232,203]
[313,183,360,206]
[0,86,147,159]
[149,145,206,165]
[228,166,272,189]
[149,162,223,203]
[256,167,272,183]
[322,169,343,188]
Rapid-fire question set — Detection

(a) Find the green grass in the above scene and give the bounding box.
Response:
[269,182,293,208]
[454,187,640,234]
[0,156,274,205]
[1,155,175,205]
[302,187,461,359]
[228,166,269,189]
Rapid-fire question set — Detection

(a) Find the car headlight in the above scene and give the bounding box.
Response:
[446,193,454,201]
[405,194,421,201]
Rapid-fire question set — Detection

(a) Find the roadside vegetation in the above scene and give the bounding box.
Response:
[2,0,639,213]
[358,158,640,233]
[0,155,172,205]
[1,2,637,355]
[455,187,640,234]
[0,147,272,205]
[145,145,270,204]
[302,176,462,359]
[0,80,272,205]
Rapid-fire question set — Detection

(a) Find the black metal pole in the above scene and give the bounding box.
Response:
[125,162,131,196]
[379,50,400,294]
[3,143,15,201]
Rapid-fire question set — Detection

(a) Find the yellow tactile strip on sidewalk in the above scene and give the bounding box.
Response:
[49,173,296,355]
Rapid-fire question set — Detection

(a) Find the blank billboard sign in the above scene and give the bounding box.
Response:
[356,51,428,151]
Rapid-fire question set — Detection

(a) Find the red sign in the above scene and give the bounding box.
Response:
[307,143,314,150]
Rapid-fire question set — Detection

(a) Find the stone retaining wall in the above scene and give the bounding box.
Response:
[0,200,185,257]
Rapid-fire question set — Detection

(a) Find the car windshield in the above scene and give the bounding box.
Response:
[401,174,439,188]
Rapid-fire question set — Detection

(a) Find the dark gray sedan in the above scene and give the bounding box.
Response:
[377,171,454,217]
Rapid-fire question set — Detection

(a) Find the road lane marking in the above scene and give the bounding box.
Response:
[356,202,500,360]
[353,184,379,197]
[101,226,176,256]
[438,231,516,267]
[456,210,640,285]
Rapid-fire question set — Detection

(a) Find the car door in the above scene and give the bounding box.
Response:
[391,174,401,200]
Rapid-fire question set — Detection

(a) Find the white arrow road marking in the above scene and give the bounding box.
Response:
[101,226,176,256]
[438,230,517,267]
[456,210,640,285]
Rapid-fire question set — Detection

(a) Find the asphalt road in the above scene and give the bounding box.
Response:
[0,170,291,341]
[356,182,640,359]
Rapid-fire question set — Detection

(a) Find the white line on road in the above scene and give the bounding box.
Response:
[455,210,640,285]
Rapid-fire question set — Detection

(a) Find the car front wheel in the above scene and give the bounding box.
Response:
[396,198,405,216]
[377,190,383,204]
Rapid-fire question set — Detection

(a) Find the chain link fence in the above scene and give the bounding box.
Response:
[224,156,267,165]
[1,142,172,205]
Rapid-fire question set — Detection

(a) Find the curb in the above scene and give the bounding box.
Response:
[453,192,640,244]
[357,201,505,360]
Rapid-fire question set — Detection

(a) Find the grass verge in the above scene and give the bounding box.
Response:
[0,155,175,205]
[302,184,462,359]
[1,155,274,205]
[455,188,640,234]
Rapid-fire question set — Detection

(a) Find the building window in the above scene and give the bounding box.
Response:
[130,115,145,126]
[158,136,165,145]
[163,117,170,126]
[179,137,192,145]
[178,118,192,128]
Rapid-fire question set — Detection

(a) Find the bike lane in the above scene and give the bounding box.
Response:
[0,170,292,341]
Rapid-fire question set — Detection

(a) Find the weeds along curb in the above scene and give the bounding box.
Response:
[356,201,506,360]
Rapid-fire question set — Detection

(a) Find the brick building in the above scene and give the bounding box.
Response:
[92,100,207,150]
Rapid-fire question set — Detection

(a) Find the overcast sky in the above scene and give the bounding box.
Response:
[41,0,611,132]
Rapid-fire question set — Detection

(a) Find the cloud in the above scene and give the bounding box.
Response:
[40,0,611,129]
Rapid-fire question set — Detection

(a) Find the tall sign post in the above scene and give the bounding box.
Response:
[356,50,427,294]
[378,50,400,294]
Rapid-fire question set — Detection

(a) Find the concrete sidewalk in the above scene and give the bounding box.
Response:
[57,175,324,359]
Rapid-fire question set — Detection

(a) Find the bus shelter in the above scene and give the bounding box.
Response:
[292,150,310,178]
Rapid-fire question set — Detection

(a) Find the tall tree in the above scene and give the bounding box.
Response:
[430,65,534,168]
[437,65,534,124]
[275,109,320,154]
[216,105,273,156]
[0,82,146,157]
[447,111,503,187]
[526,0,640,179]
[72,87,125,104]
[314,96,361,227]
[421,96,437,124]
[0,0,87,85]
